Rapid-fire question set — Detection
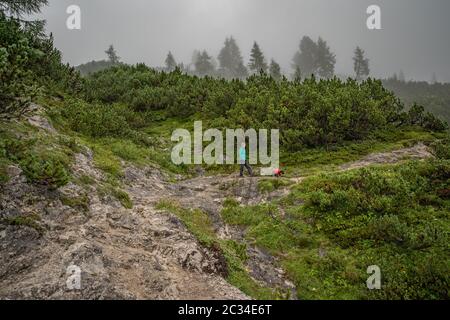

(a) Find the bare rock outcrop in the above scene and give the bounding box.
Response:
[0,153,248,300]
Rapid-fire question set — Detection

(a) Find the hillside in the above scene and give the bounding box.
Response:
[1,100,448,299]
[1,11,449,300]
[76,60,118,76]
[383,79,450,125]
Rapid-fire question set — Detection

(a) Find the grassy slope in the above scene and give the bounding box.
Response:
[1,93,448,300]
[220,158,450,299]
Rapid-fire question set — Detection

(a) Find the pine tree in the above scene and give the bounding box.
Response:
[0,0,48,17]
[194,50,215,76]
[248,42,268,74]
[293,36,336,79]
[353,46,370,80]
[269,59,282,80]
[218,36,248,79]
[165,51,177,72]
[292,36,317,78]
[105,45,120,64]
[315,37,336,78]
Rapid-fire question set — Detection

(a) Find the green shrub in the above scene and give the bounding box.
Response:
[62,99,131,138]
[286,159,450,299]
[364,248,449,300]
[0,14,41,118]
[431,137,450,160]
[0,133,34,162]
[0,12,82,119]
[81,65,444,151]
[19,153,70,189]
[258,178,292,193]
[112,188,133,209]
[405,104,448,131]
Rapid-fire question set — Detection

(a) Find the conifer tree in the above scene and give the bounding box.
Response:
[292,36,317,77]
[165,51,177,72]
[293,36,336,79]
[105,45,120,64]
[194,50,215,76]
[316,37,336,78]
[269,59,282,80]
[0,0,48,17]
[248,41,268,74]
[353,46,370,80]
[218,36,248,79]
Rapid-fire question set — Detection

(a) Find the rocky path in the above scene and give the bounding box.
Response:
[0,153,248,299]
[0,137,434,299]
[289,142,433,184]
[132,173,298,298]
[123,141,434,299]
[339,142,432,170]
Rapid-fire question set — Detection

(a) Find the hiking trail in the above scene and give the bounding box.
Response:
[0,118,434,299]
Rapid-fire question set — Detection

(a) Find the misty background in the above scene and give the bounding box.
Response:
[35,0,450,82]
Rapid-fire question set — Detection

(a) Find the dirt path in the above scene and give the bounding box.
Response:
[339,142,432,170]
[128,142,434,299]
[0,141,433,299]
[289,142,433,184]
[136,174,298,298]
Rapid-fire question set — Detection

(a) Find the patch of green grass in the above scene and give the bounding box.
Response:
[108,139,148,163]
[90,143,123,178]
[227,158,450,299]
[221,200,314,255]
[156,200,216,245]
[217,205,364,299]
[1,214,44,234]
[144,115,193,140]
[61,194,90,213]
[258,178,292,193]
[221,198,268,226]
[148,147,192,175]
[98,183,133,209]
[155,199,282,299]
[112,188,133,209]
[282,248,364,300]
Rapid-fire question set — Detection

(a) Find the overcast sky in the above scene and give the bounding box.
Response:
[36,0,450,82]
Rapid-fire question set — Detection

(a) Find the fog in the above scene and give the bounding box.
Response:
[36,0,450,82]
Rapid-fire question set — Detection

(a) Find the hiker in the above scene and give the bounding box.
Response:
[239,142,253,177]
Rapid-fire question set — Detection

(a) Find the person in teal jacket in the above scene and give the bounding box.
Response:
[239,142,253,177]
